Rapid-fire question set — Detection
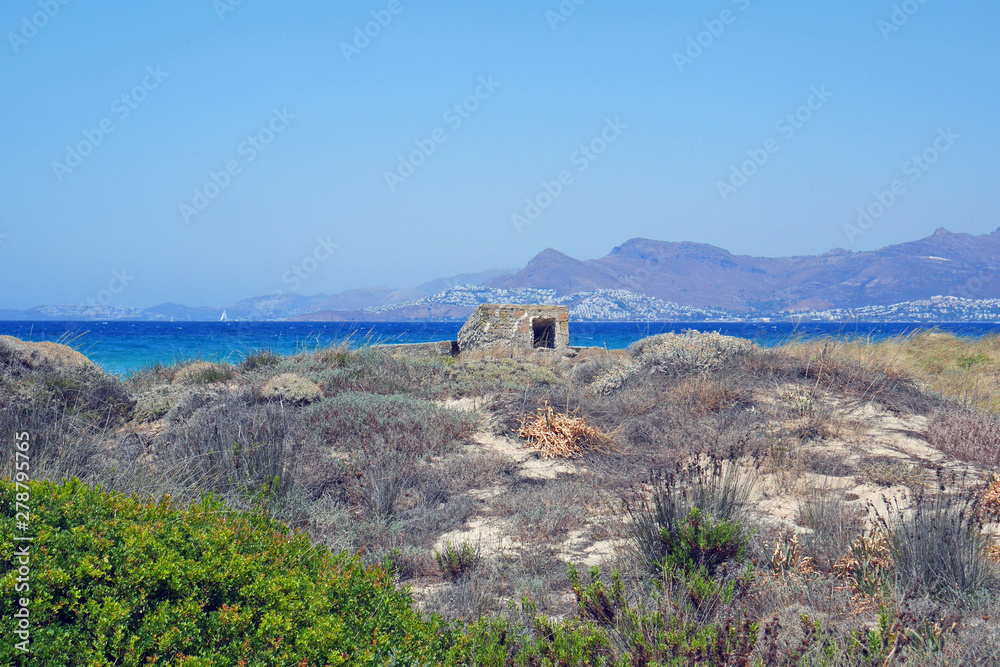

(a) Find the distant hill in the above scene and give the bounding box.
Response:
[485,228,1000,312]
[7,228,1000,321]
[415,268,512,295]
[144,303,224,320]
[288,304,476,322]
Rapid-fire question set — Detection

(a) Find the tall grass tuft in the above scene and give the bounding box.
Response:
[160,393,293,507]
[623,455,757,575]
[875,476,998,601]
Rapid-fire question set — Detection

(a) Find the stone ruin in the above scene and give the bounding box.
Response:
[373,304,571,358]
[457,304,569,353]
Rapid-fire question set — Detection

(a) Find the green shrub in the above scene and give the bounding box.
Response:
[624,460,756,577]
[449,569,760,666]
[958,352,992,370]
[448,610,619,667]
[173,362,236,386]
[436,542,479,582]
[239,349,281,372]
[0,479,454,666]
[658,507,749,578]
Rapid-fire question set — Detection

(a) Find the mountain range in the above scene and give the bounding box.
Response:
[8,228,1000,321]
[294,227,1000,321]
[483,228,1000,312]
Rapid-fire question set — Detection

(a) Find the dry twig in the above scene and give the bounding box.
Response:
[515,402,612,459]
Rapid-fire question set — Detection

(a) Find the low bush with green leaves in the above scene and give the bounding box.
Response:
[958,352,992,370]
[0,479,455,666]
[436,542,479,581]
[450,566,761,666]
[172,362,236,386]
[624,459,756,578]
[239,348,281,372]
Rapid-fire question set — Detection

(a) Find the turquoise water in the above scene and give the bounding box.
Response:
[2,320,999,376]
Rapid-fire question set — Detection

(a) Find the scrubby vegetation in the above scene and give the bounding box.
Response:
[3,331,1000,664]
[0,479,454,666]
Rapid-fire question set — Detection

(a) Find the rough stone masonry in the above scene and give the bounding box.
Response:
[457,304,569,353]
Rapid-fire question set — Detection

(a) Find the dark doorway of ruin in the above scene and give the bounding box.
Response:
[532,318,556,349]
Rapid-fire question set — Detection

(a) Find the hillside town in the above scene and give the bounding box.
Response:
[16,290,1000,323]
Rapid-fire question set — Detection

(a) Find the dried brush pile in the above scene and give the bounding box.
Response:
[979,472,1000,521]
[982,473,1000,562]
[516,402,612,459]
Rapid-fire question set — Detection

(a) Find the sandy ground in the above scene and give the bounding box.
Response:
[421,387,997,606]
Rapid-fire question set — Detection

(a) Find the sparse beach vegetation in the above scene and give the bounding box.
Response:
[3,331,1000,664]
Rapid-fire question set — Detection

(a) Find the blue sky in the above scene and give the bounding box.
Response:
[1,0,998,309]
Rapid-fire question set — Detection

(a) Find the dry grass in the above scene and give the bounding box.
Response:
[857,458,923,488]
[782,331,1000,414]
[777,337,934,414]
[515,402,613,459]
[769,533,815,576]
[832,532,893,596]
[928,407,1000,468]
[668,376,749,416]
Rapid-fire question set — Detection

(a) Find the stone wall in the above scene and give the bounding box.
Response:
[457,304,569,353]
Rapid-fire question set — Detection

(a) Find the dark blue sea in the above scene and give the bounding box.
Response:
[2,321,999,376]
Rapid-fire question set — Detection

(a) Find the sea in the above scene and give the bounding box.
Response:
[2,320,999,377]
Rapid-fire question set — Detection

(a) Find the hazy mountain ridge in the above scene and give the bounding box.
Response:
[484,228,1000,312]
[8,228,1000,321]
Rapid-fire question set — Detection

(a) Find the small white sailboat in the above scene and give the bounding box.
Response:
[220,309,228,322]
